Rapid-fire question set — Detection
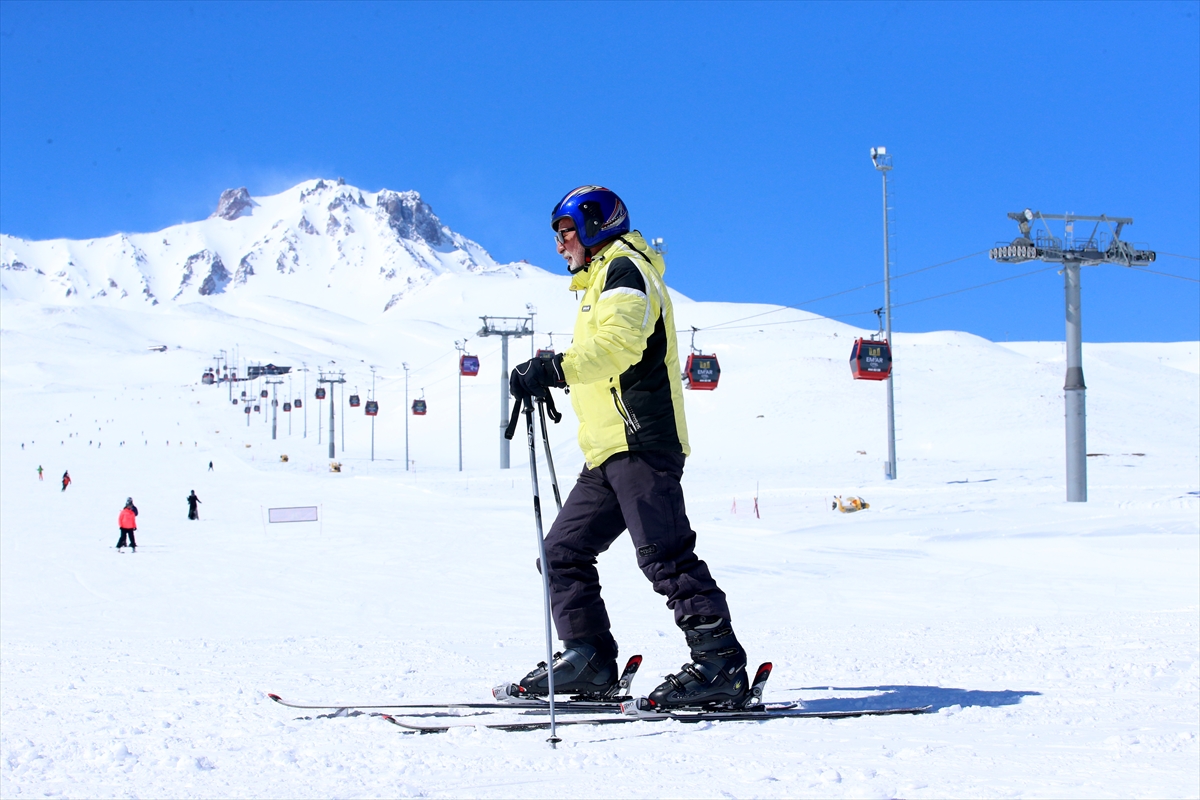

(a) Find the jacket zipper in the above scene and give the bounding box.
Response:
[610,387,639,433]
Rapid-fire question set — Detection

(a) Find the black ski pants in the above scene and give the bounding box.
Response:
[117,528,137,548]
[542,450,730,641]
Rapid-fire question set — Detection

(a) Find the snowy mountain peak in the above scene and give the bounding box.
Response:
[0,180,534,318]
[211,187,255,221]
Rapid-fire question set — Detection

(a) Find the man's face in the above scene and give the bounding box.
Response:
[554,219,587,272]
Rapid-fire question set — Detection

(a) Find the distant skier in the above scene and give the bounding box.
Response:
[61,471,71,492]
[187,490,201,520]
[37,465,43,481]
[504,187,747,709]
[116,497,138,551]
[208,460,214,471]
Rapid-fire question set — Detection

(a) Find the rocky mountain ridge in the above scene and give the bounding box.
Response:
[0,179,530,318]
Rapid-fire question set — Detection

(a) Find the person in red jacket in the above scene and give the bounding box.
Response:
[61,471,71,492]
[116,497,138,551]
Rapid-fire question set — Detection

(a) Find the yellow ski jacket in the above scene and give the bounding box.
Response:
[560,231,690,468]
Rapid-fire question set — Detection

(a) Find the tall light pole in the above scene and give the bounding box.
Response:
[990,210,1155,502]
[369,366,377,462]
[526,303,537,358]
[454,341,467,472]
[477,316,533,469]
[870,146,898,481]
[300,363,309,439]
[403,362,410,471]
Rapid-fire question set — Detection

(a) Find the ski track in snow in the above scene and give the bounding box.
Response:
[2,250,1198,797]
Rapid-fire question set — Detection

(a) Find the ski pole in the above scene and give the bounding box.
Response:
[535,396,563,512]
[509,394,560,747]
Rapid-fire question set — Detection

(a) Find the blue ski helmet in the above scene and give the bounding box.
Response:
[550,186,629,249]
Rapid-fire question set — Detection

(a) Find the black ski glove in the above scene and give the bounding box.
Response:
[509,353,567,400]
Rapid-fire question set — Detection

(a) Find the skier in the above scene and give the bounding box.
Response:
[187,490,201,520]
[208,460,214,471]
[116,497,138,551]
[37,465,43,481]
[61,471,71,492]
[506,186,748,709]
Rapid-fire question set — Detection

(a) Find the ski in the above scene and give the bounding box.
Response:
[383,704,933,733]
[268,654,644,715]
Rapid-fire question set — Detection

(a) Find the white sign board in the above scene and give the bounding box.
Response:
[268,506,319,524]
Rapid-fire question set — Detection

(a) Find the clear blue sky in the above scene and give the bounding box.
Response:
[2,0,1197,342]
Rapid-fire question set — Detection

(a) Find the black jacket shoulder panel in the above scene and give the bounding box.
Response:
[602,256,647,294]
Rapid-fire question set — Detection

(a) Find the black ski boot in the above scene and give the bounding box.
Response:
[513,633,618,699]
[646,616,749,710]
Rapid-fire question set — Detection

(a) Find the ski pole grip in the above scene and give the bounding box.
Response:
[504,395,525,440]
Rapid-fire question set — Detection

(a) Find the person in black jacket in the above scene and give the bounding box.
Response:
[187,490,201,520]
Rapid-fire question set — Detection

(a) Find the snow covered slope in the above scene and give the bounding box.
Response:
[1,194,1197,798]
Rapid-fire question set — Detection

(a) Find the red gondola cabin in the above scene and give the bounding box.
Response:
[315,387,326,400]
[293,398,302,409]
[536,348,556,360]
[850,338,892,381]
[364,400,379,416]
[201,371,215,385]
[349,394,361,408]
[460,355,480,376]
[684,354,721,390]
[412,399,427,416]
[283,402,291,412]
[253,404,261,412]
[260,389,268,399]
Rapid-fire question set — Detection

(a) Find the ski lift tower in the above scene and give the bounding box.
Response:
[990,210,1155,502]
[477,315,534,469]
[870,147,898,480]
[265,378,284,440]
[317,370,347,459]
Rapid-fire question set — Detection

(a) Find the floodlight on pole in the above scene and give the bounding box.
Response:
[871,146,898,481]
[990,211,1155,502]
[403,362,410,471]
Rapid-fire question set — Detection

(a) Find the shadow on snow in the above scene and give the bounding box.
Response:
[785,685,1041,713]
